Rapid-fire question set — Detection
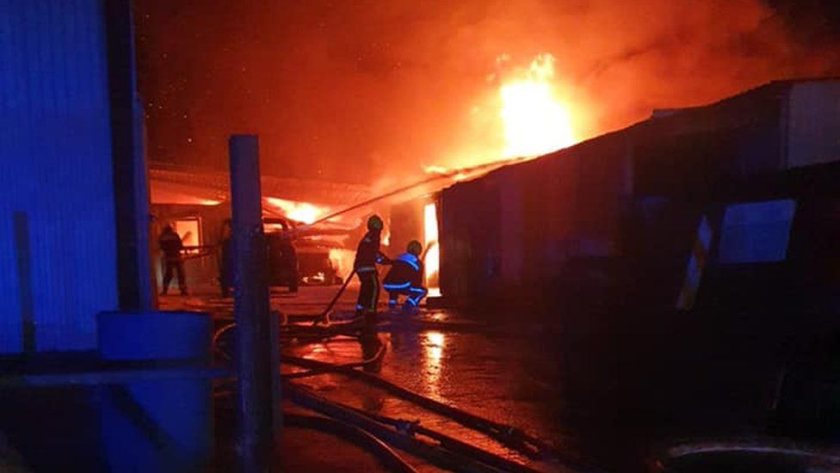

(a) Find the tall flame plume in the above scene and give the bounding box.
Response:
[499,53,577,158]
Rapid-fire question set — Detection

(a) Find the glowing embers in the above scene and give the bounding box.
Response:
[264,197,330,224]
[498,53,576,158]
[424,202,441,297]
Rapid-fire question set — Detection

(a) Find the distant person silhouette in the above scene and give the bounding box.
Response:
[158,224,187,296]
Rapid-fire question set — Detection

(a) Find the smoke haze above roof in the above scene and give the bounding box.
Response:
[137,0,839,184]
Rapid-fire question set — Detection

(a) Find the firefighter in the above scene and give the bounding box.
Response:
[353,214,391,372]
[383,240,427,311]
[158,224,187,296]
[353,214,391,318]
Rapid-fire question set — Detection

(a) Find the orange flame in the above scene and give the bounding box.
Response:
[499,53,576,158]
[421,53,580,175]
[328,248,355,280]
[264,197,329,224]
[424,202,441,297]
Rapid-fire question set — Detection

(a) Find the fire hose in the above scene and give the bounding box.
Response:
[211,267,598,471]
[282,413,418,473]
[213,339,604,471]
[283,382,517,473]
[338,404,543,473]
[311,269,356,326]
[215,379,526,472]
[219,327,562,462]
[280,354,572,465]
[214,392,418,473]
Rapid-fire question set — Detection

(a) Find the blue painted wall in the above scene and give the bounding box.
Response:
[0,0,117,352]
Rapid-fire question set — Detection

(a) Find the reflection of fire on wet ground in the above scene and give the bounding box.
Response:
[284,323,580,470]
[158,285,365,318]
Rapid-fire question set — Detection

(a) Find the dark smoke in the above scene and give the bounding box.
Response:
[136,0,840,185]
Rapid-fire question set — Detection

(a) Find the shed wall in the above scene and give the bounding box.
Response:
[0,0,117,352]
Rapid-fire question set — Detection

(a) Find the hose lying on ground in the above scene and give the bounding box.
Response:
[282,413,419,473]
[213,334,601,471]
[214,388,418,473]
[284,382,512,473]
[282,341,388,379]
[218,381,553,473]
[280,354,572,465]
[337,401,543,473]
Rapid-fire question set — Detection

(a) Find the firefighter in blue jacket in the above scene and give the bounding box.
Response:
[383,240,427,311]
[353,214,391,318]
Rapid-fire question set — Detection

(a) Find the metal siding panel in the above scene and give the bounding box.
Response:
[0,0,28,352]
[0,0,117,353]
[787,81,840,168]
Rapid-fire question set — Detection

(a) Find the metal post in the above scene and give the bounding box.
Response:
[104,0,154,310]
[229,135,274,473]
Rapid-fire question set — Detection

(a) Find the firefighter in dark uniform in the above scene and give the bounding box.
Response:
[158,224,187,295]
[353,214,391,318]
[384,240,427,311]
[353,215,391,372]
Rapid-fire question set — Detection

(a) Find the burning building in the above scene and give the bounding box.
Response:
[388,78,840,439]
[149,162,375,292]
[392,79,840,316]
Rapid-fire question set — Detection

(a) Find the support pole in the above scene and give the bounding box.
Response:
[229,135,274,473]
[104,0,154,310]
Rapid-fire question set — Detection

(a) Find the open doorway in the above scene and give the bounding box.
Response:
[424,202,441,297]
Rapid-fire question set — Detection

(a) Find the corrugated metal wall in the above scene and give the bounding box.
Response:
[440,177,501,301]
[440,131,632,305]
[0,0,117,353]
[439,80,840,310]
[787,81,840,169]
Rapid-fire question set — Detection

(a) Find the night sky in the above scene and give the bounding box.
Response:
[135,0,840,185]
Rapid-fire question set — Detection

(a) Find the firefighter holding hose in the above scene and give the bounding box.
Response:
[352,215,391,372]
[353,214,391,319]
[158,224,188,296]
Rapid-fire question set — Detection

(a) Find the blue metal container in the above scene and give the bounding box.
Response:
[98,311,212,473]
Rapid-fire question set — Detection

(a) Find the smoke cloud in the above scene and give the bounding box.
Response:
[137,0,839,185]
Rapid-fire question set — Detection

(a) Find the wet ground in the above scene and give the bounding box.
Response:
[161,284,833,472]
[0,285,833,472]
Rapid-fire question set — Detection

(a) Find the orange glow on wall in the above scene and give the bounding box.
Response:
[424,202,441,297]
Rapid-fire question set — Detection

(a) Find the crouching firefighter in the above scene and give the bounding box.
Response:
[383,240,427,312]
[353,214,391,371]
